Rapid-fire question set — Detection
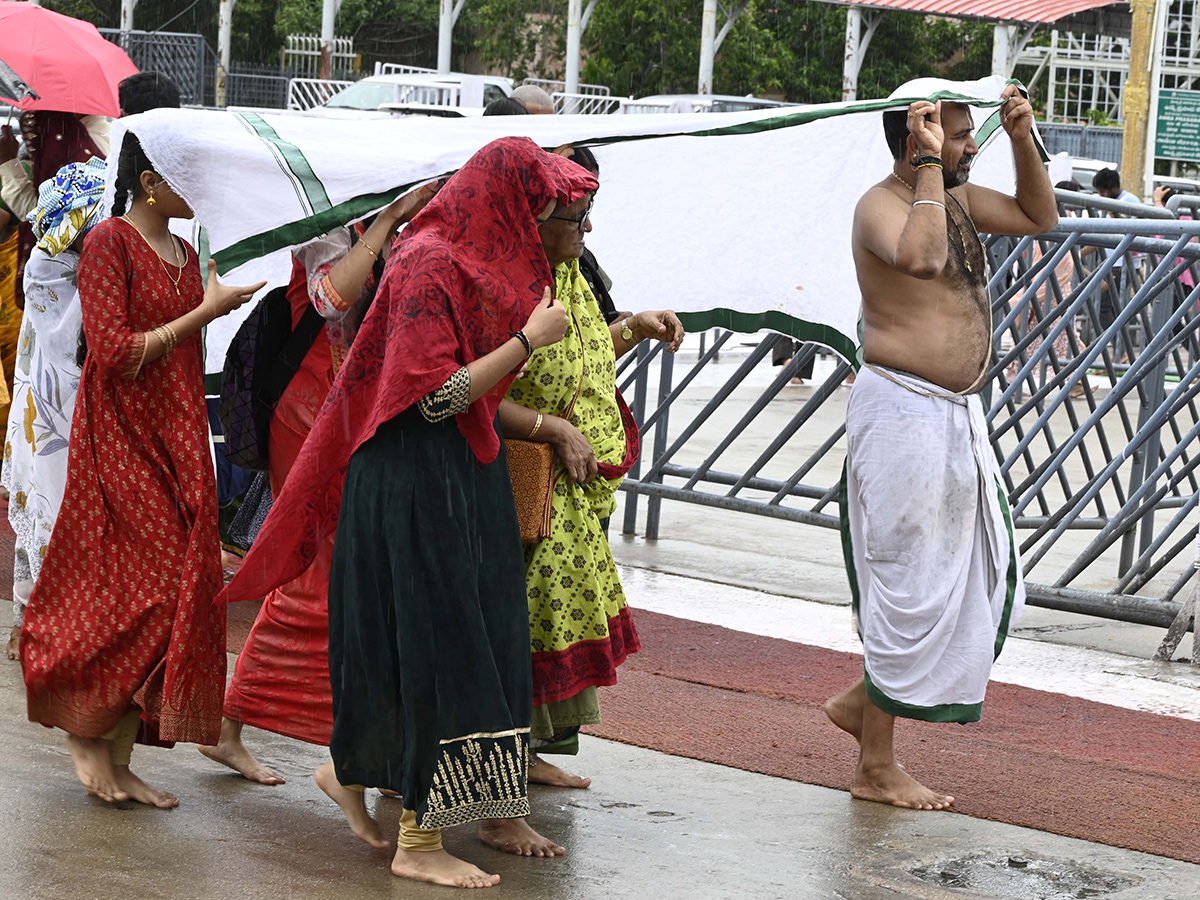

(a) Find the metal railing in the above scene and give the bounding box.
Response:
[282,34,357,78]
[552,92,624,115]
[99,29,209,106]
[224,68,289,109]
[374,62,436,76]
[1037,122,1124,166]
[287,77,355,110]
[615,191,1200,659]
[523,78,610,97]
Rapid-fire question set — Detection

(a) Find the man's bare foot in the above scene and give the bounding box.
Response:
[113,766,180,808]
[823,686,865,743]
[66,735,130,803]
[198,719,286,784]
[391,848,500,888]
[6,625,18,661]
[314,761,388,849]
[851,761,954,811]
[528,755,591,788]
[478,818,566,857]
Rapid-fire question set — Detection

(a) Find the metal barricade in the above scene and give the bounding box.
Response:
[552,92,624,115]
[524,78,610,97]
[225,71,289,109]
[286,77,355,110]
[99,29,208,106]
[616,197,1200,652]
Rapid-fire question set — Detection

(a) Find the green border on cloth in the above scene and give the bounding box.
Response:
[863,670,984,724]
[676,308,859,360]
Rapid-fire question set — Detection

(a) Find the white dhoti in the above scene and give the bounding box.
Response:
[841,366,1024,723]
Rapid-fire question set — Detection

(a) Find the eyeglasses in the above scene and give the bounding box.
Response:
[547,197,593,232]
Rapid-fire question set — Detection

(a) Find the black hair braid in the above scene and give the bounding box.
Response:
[110,131,155,218]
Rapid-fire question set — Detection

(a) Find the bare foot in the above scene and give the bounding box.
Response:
[391,847,500,888]
[851,761,954,811]
[198,719,286,784]
[379,788,400,798]
[113,765,180,808]
[66,735,130,803]
[315,761,388,849]
[6,625,18,661]
[478,818,566,858]
[528,755,591,789]
[823,686,864,743]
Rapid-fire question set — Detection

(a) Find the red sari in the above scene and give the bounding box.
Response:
[21,217,225,746]
[222,259,336,744]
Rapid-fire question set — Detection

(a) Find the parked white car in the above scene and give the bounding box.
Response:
[305,73,513,118]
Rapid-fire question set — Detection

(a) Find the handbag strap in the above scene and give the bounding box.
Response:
[560,307,586,422]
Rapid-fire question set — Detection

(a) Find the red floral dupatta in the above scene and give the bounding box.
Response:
[222,137,598,605]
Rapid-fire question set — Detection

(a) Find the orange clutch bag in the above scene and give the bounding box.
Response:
[504,438,556,545]
[506,318,585,545]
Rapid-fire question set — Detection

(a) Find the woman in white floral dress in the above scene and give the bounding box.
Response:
[3,158,105,659]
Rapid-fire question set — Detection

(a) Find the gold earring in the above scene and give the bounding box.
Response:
[147,190,156,207]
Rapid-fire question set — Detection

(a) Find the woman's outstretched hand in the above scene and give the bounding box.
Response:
[628,310,686,352]
[523,287,569,350]
[204,259,267,320]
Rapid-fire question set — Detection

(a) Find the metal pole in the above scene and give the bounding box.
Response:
[842,5,861,102]
[1143,0,1169,198]
[991,23,1012,78]
[698,0,716,96]
[217,0,235,107]
[319,0,336,80]
[119,0,138,41]
[437,0,454,74]
[1121,0,1156,195]
[644,351,675,541]
[566,0,582,96]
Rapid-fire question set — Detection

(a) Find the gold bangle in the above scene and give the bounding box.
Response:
[153,324,179,353]
[162,323,179,351]
[358,238,379,259]
[527,412,544,440]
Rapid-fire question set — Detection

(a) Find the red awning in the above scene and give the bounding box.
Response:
[814,0,1125,25]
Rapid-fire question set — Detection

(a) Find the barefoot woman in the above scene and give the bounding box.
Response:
[202,184,438,786]
[826,85,1055,809]
[489,146,682,853]
[20,132,264,806]
[222,137,595,888]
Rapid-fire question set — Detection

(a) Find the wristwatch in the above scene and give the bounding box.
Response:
[620,319,635,343]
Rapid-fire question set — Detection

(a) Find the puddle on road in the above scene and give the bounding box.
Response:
[911,853,1133,899]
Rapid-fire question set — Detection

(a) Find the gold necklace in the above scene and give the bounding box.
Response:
[889,174,974,274]
[121,214,185,295]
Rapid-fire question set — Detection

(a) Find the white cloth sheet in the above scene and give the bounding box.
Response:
[102,76,1040,373]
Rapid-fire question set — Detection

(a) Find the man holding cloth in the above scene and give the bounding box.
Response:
[825,84,1058,809]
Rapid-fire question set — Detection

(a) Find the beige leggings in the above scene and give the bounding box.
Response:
[102,709,141,767]
[345,785,443,851]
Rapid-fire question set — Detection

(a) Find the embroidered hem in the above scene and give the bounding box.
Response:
[421,727,530,829]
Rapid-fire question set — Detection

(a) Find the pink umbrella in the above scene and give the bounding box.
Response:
[0,1,138,117]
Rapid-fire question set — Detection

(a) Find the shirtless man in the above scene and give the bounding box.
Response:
[824,85,1057,810]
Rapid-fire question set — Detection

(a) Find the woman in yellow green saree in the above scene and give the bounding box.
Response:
[492,147,684,845]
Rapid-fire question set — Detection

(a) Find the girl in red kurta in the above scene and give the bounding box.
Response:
[20,132,265,808]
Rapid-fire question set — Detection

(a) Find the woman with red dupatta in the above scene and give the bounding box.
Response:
[221,137,596,889]
[20,132,264,808]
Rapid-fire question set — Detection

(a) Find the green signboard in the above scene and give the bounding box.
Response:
[1156,89,1200,161]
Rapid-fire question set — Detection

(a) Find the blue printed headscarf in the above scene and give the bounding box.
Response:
[28,157,107,257]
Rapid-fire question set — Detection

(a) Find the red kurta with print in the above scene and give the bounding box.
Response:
[223,259,336,744]
[21,217,226,745]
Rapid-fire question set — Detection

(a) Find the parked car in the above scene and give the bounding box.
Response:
[622,93,796,114]
[306,73,513,118]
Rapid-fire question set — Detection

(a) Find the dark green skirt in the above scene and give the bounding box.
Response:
[328,408,532,829]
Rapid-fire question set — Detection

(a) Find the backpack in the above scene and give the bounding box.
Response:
[218,286,325,471]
